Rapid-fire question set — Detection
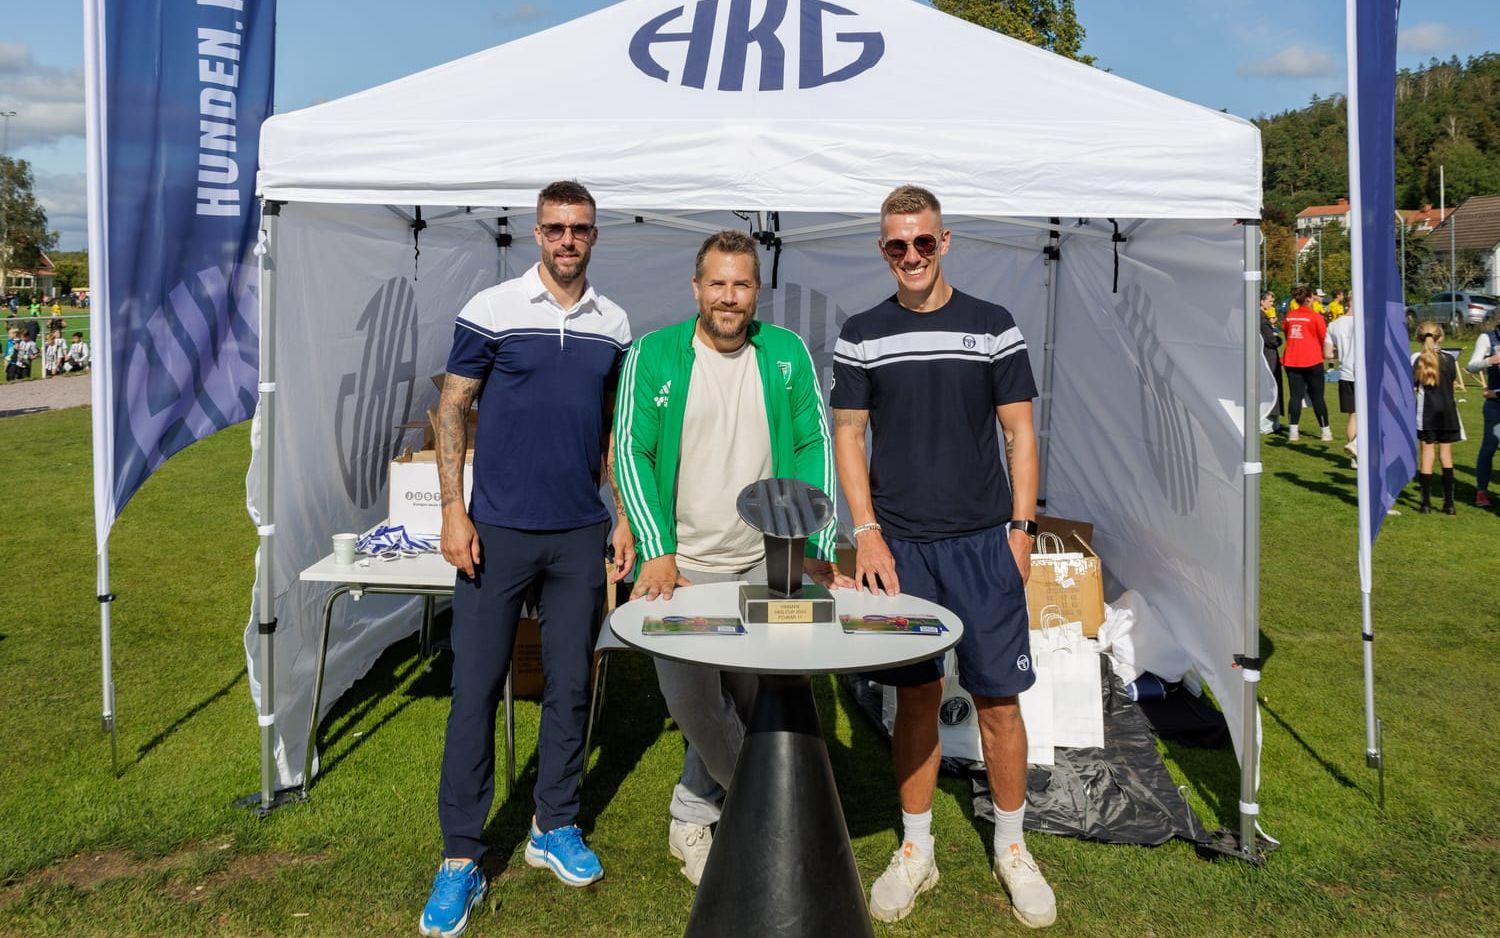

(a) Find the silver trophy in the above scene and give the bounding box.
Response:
[736,478,837,624]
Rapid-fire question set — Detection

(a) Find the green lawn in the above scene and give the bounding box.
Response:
[0,372,1496,936]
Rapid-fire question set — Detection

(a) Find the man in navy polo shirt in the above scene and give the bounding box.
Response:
[419,181,633,938]
[832,185,1056,929]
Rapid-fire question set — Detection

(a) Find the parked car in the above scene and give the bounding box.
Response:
[1406,291,1499,330]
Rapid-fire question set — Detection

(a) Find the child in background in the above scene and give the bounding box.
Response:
[1282,286,1332,442]
[1412,322,1463,514]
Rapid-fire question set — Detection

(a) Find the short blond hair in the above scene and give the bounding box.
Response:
[881,185,942,222]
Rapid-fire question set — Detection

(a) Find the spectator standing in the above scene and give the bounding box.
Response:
[1325,312,1358,465]
[42,331,65,377]
[1412,322,1463,514]
[48,309,66,336]
[1468,322,1500,508]
[1282,286,1332,442]
[1311,289,1328,322]
[1260,293,1284,435]
[1327,289,1346,320]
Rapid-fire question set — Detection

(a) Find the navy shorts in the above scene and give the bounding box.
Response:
[864,524,1035,698]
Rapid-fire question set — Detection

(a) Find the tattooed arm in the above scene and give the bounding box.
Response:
[996,400,1038,584]
[832,407,899,595]
[603,384,635,583]
[438,373,482,577]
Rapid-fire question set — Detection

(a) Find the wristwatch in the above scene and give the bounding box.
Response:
[1009,519,1039,538]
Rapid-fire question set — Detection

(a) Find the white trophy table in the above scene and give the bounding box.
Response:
[610,582,962,938]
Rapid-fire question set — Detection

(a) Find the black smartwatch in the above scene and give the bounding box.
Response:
[1009,519,1039,538]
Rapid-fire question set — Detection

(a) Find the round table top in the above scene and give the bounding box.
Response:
[609,582,963,675]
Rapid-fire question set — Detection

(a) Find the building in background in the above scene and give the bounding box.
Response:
[1429,194,1500,294]
[1296,197,1351,234]
[1,250,57,299]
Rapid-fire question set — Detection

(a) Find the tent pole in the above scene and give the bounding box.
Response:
[255,200,282,812]
[98,539,117,775]
[1237,219,1264,859]
[1036,220,1062,506]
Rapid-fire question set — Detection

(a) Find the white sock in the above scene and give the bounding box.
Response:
[994,803,1026,855]
[901,809,934,856]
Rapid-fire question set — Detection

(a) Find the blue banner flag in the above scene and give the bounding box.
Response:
[1349,0,1414,540]
[85,0,275,539]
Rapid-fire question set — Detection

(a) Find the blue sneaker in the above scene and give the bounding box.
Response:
[524,821,604,886]
[418,859,486,937]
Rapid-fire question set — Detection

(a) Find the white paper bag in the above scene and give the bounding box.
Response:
[1033,607,1105,750]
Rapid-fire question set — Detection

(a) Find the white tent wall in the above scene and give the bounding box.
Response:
[244,205,1263,823]
[1044,219,1271,768]
[244,203,501,786]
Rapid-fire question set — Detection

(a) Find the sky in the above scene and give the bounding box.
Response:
[1,0,1494,251]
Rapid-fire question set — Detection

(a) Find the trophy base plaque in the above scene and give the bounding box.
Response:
[739,583,835,624]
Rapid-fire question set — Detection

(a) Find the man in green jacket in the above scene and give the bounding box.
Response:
[614,229,849,884]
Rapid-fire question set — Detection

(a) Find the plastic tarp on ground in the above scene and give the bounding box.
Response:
[248,0,1267,828]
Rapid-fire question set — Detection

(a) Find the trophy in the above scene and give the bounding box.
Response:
[736,478,837,624]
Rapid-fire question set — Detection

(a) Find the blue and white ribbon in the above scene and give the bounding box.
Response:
[356,523,440,555]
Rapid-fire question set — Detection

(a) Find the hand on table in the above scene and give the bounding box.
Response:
[805,558,855,591]
[632,554,690,601]
[853,529,900,596]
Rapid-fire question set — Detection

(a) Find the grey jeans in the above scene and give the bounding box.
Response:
[656,562,766,826]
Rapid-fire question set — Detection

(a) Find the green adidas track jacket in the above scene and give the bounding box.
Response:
[613,316,838,563]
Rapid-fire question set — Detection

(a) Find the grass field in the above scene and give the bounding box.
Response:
[0,365,1496,936]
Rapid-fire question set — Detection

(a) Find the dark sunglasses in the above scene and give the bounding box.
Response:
[538,223,596,242]
[880,234,939,262]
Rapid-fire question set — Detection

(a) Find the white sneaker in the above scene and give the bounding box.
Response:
[869,842,939,923]
[993,843,1057,929]
[1321,426,1333,442]
[1288,426,1300,441]
[668,820,713,886]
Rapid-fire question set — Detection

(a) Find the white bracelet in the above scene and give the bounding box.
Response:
[852,522,882,538]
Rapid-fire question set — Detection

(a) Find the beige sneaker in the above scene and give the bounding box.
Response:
[869,842,939,923]
[1320,426,1334,442]
[1288,425,1300,441]
[993,843,1057,929]
[668,820,713,886]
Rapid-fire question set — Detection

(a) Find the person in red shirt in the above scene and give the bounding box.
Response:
[1281,286,1332,442]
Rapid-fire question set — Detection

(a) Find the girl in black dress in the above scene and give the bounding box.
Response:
[1412,322,1464,514]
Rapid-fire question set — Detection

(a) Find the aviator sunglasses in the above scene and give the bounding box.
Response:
[880,233,940,262]
[538,222,597,242]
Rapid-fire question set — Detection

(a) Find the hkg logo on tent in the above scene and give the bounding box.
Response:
[631,0,885,91]
[335,278,419,509]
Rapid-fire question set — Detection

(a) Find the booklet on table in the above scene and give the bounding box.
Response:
[840,614,949,635]
[642,615,747,636]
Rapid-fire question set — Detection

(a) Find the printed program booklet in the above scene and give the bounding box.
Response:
[840,614,949,635]
[642,615,747,636]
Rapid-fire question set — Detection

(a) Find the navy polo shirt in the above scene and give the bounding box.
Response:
[831,289,1037,541]
[446,264,632,530]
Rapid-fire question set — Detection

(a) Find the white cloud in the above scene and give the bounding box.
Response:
[1398,22,1464,56]
[1237,44,1339,79]
[494,3,545,27]
[34,172,89,251]
[0,43,85,152]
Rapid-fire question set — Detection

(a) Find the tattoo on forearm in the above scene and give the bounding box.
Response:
[437,374,481,508]
[1004,433,1016,490]
[605,438,626,517]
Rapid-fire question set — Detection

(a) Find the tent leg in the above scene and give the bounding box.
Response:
[1036,220,1061,506]
[238,200,303,816]
[1236,219,1265,860]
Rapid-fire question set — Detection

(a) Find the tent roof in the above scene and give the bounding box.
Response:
[257,0,1261,218]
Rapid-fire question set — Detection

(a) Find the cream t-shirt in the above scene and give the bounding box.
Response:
[675,333,773,573]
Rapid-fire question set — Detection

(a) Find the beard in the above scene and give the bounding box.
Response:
[698,304,752,342]
[542,247,589,285]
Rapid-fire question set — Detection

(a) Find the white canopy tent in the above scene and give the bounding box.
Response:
[250,0,1270,856]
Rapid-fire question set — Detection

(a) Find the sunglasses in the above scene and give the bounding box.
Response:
[538,223,596,242]
[880,234,940,262]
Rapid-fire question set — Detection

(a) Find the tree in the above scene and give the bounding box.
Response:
[933,0,1094,64]
[0,156,59,273]
[51,250,89,295]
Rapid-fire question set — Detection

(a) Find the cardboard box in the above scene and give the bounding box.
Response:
[1026,530,1105,637]
[388,448,472,536]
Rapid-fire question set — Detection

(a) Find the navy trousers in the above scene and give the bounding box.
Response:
[438,520,606,860]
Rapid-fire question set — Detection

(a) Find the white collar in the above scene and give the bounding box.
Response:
[522,263,598,314]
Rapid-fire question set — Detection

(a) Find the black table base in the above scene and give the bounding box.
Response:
[685,675,875,938]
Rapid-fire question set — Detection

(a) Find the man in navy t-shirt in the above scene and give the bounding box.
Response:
[832,186,1056,929]
[420,181,633,938]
